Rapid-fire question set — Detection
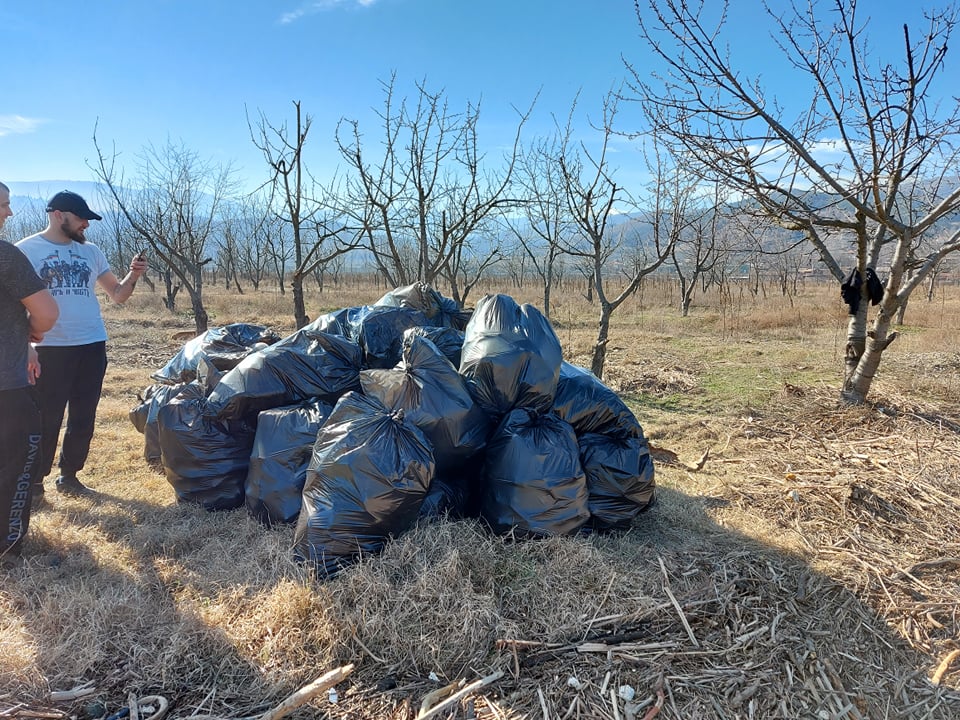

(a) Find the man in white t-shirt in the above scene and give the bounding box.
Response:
[16,191,148,499]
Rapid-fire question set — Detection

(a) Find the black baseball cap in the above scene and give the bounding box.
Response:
[46,190,103,221]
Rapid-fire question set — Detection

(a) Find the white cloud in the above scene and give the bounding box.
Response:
[0,115,45,137]
[279,0,379,25]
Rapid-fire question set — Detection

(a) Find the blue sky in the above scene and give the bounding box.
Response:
[0,0,943,197]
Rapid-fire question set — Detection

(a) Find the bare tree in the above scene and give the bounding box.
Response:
[264,218,291,294]
[333,75,529,300]
[766,229,817,301]
[441,221,504,306]
[508,132,573,319]
[93,131,236,333]
[214,204,245,294]
[672,217,720,317]
[95,187,156,293]
[501,241,530,290]
[924,257,952,303]
[630,0,960,404]
[559,93,673,379]
[250,101,359,327]
[646,140,722,317]
[231,194,276,291]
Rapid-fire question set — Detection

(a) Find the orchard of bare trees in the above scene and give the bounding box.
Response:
[12,0,948,405]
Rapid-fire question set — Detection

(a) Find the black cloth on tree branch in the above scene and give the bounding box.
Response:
[840,267,884,314]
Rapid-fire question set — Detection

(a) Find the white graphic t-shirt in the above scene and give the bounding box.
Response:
[16,235,110,346]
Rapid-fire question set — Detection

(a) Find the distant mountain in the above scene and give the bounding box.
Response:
[5,180,105,203]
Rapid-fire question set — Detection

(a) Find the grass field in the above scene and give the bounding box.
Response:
[2,276,959,720]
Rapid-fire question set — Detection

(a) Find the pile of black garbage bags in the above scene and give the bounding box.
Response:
[130,284,655,578]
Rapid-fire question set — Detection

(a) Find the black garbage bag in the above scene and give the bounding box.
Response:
[359,334,491,475]
[304,306,373,340]
[480,408,589,537]
[245,399,333,526]
[419,474,470,522]
[157,384,256,511]
[419,460,484,522]
[352,305,432,369]
[553,362,644,439]
[293,392,435,578]
[152,323,279,384]
[195,354,225,396]
[404,325,465,368]
[130,388,156,434]
[375,282,472,330]
[130,382,190,464]
[206,328,362,420]
[459,294,562,420]
[579,432,656,531]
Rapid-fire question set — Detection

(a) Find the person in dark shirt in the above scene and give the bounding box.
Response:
[0,181,59,565]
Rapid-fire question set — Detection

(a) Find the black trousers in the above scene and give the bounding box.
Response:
[0,387,41,556]
[34,342,108,482]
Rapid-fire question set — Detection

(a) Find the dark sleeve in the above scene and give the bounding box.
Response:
[839,268,861,314]
[0,242,45,300]
[865,268,884,305]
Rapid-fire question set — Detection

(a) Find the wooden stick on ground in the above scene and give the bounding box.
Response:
[417,671,504,720]
[48,684,96,703]
[418,680,464,717]
[257,664,355,720]
[664,585,699,648]
[127,692,140,720]
[0,709,65,720]
[537,687,549,720]
[931,649,960,686]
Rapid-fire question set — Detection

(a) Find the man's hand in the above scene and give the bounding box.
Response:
[130,252,148,279]
[27,345,41,385]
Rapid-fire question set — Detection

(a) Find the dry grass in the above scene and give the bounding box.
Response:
[2,278,959,720]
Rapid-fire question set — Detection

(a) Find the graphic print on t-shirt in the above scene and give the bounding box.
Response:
[37,250,93,297]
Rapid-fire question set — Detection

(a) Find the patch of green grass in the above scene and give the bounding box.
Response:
[699,363,784,409]
[623,391,697,414]
[620,333,838,416]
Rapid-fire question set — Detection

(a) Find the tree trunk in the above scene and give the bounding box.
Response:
[543,281,552,319]
[590,303,612,380]
[895,299,908,326]
[841,305,898,405]
[191,294,208,334]
[187,269,209,335]
[840,305,868,403]
[163,269,179,311]
[679,274,693,317]
[292,274,309,329]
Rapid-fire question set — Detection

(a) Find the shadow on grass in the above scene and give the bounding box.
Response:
[5,478,959,720]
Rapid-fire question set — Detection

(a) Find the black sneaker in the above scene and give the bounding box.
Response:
[56,474,91,496]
